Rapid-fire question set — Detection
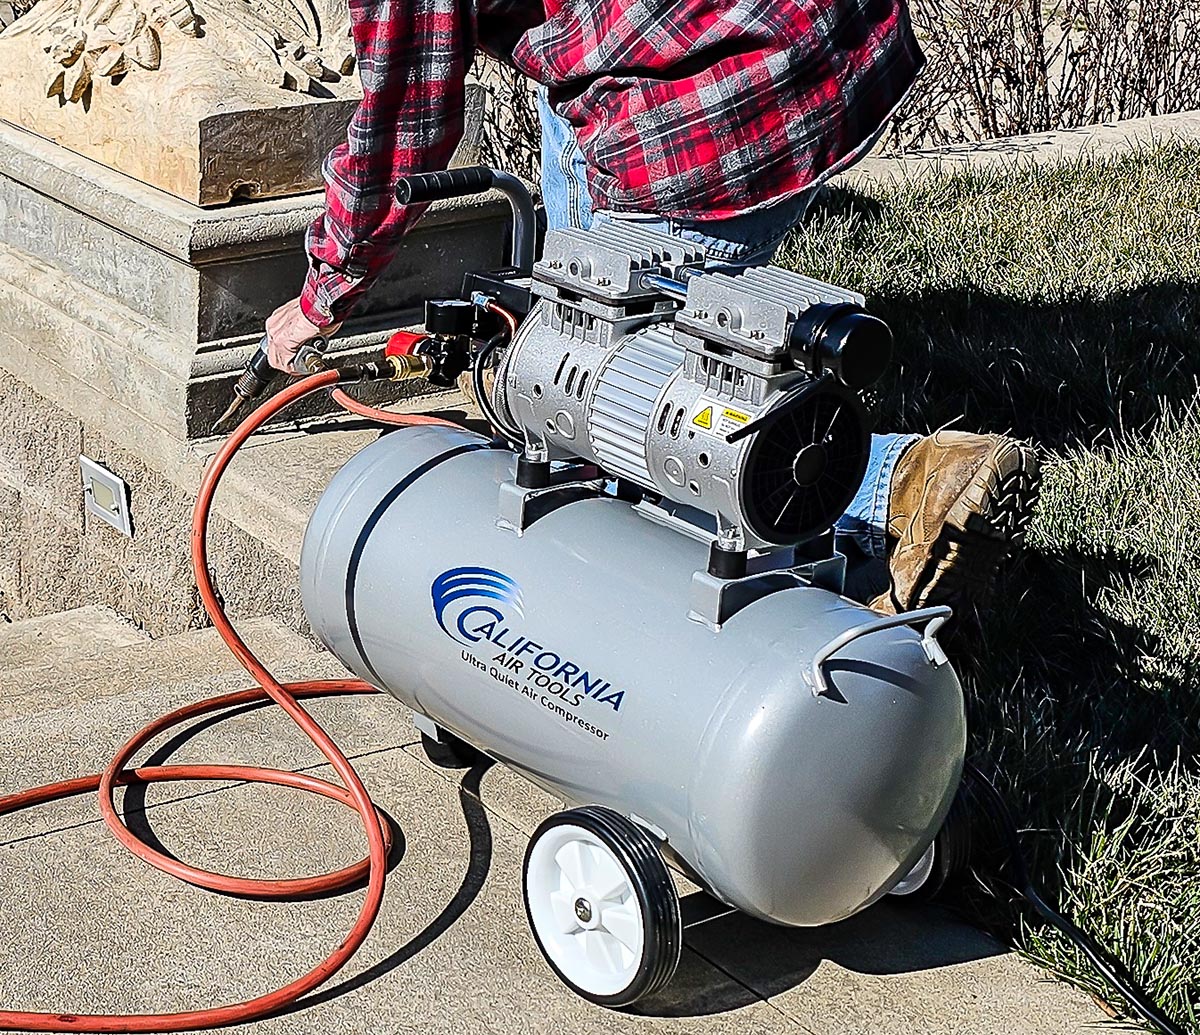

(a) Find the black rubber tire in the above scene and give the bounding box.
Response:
[419,727,484,769]
[890,778,974,901]
[522,806,682,1008]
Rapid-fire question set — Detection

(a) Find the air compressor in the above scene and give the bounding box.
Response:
[0,166,1176,1035]
[297,168,970,1007]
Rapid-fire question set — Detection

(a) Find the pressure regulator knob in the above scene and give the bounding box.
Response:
[425,299,476,337]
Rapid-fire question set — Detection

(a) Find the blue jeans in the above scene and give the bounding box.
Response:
[537,89,916,559]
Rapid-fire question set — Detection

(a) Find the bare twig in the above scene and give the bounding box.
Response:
[891,0,1200,150]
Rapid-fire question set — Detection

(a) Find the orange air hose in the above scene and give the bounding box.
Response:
[329,387,457,427]
[0,368,435,1032]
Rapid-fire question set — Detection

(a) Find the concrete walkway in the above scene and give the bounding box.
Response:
[844,108,1200,187]
[0,607,1118,1035]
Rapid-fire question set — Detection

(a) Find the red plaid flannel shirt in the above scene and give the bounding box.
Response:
[300,0,925,327]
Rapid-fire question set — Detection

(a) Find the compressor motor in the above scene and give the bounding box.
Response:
[491,221,893,558]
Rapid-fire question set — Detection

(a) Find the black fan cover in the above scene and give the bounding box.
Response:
[739,381,870,545]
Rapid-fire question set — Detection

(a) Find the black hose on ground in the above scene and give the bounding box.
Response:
[963,760,1187,1035]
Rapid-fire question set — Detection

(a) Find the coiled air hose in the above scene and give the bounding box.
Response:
[0,368,441,1032]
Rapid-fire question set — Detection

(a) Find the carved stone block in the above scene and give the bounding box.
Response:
[0,0,370,205]
[0,120,511,445]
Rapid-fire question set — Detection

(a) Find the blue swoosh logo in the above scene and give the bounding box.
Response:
[432,567,524,644]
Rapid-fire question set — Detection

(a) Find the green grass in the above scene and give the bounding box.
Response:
[777,142,1200,1032]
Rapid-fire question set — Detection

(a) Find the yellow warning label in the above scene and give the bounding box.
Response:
[688,397,760,438]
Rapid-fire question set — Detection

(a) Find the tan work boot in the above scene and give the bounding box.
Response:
[869,432,1040,616]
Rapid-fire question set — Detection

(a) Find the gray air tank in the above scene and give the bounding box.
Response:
[301,424,966,928]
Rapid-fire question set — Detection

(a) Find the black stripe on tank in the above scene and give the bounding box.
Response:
[345,442,500,688]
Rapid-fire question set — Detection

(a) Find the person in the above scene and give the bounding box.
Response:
[264,0,1039,615]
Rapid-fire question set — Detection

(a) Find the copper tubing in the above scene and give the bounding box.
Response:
[484,300,519,338]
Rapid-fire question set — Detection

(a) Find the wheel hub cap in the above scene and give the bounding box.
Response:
[526,826,646,996]
[574,897,594,924]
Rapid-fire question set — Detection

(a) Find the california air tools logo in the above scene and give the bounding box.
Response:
[431,566,525,645]
[431,565,626,716]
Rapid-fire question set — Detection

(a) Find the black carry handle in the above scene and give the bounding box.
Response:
[395,167,496,205]
[395,166,536,274]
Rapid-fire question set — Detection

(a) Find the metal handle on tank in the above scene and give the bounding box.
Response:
[394,167,537,273]
[807,605,952,698]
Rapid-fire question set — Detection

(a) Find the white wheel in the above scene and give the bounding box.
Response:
[889,778,973,901]
[888,841,937,896]
[523,807,680,1007]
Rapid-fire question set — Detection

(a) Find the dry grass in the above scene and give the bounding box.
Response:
[775,142,1200,1031]
[471,59,542,191]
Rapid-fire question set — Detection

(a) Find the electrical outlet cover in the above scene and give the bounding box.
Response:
[79,455,133,537]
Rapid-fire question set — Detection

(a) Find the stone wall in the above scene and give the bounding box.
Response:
[0,123,509,638]
[0,370,305,637]
[0,4,516,640]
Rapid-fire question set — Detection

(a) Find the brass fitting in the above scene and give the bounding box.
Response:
[386,353,436,381]
[295,352,328,375]
[292,337,331,375]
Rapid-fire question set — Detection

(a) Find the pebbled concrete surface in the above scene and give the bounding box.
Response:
[0,606,147,671]
[0,608,1120,1034]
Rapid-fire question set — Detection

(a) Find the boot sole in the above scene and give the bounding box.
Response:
[910,440,1041,611]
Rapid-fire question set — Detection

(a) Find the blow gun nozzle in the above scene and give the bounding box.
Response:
[210,335,334,435]
[210,395,247,436]
[211,336,276,435]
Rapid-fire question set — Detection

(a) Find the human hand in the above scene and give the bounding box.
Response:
[265,297,343,374]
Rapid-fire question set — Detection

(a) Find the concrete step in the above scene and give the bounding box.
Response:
[0,608,1121,1035]
[0,615,372,777]
[192,388,480,566]
[0,610,410,846]
[0,604,148,670]
[1,614,334,705]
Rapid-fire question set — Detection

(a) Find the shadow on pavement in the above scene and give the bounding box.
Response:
[117,703,498,1014]
[636,894,1004,1018]
[112,691,1009,1020]
[285,759,495,1013]
[120,698,412,900]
